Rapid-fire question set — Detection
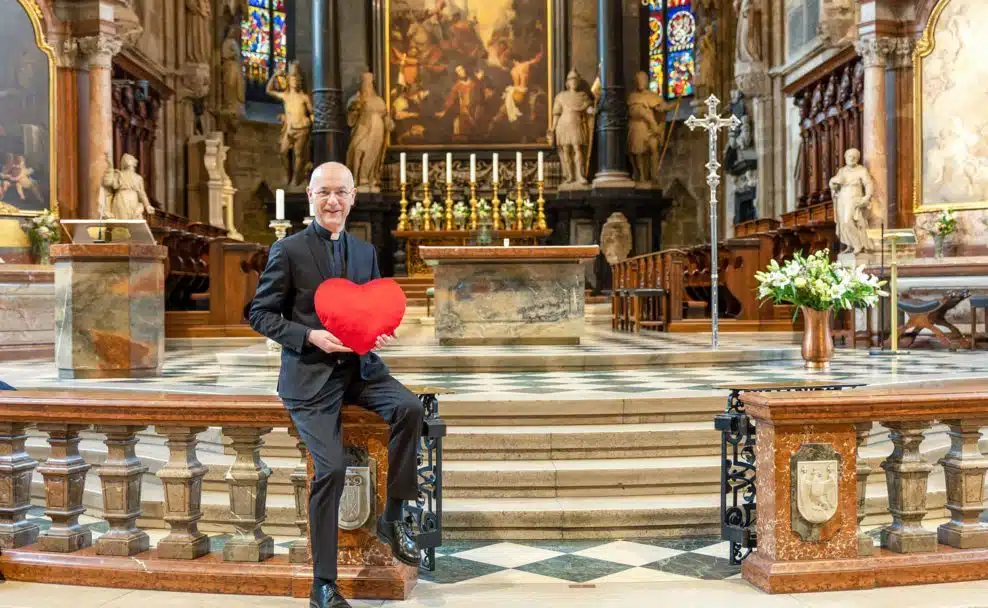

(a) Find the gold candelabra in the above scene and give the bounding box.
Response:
[422,181,433,231]
[444,181,454,230]
[398,182,409,231]
[536,180,547,230]
[269,219,292,240]
[469,181,478,230]
[491,181,502,230]
[514,180,524,231]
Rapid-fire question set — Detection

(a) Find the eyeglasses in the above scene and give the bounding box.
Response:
[312,188,353,201]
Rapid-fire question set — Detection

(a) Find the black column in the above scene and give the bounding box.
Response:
[592,0,633,187]
[311,0,346,165]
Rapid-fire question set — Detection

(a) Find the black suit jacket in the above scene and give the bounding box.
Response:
[248,224,389,401]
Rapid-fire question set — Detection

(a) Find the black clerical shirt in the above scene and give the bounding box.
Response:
[311,221,346,278]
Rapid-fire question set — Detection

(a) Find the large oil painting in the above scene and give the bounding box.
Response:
[0,0,53,216]
[915,0,988,212]
[386,0,552,149]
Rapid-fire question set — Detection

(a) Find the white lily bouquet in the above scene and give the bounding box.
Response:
[24,209,60,265]
[453,201,468,229]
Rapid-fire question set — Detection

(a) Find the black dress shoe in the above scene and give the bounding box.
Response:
[376,515,421,566]
[310,581,352,608]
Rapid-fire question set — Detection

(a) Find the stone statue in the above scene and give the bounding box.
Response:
[550,69,594,188]
[220,24,246,117]
[600,212,633,265]
[734,0,764,66]
[346,72,393,192]
[98,153,155,220]
[695,24,716,100]
[829,149,875,254]
[266,61,313,187]
[627,71,674,187]
[185,0,212,64]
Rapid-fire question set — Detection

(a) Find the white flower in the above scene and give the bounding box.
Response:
[37,226,50,237]
[794,277,807,289]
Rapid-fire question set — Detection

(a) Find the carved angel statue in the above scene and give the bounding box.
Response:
[98,153,155,220]
[829,148,874,253]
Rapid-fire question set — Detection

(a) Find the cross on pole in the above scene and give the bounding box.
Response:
[685,95,740,350]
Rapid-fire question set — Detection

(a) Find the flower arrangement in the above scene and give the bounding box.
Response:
[476,198,491,220]
[429,202,444,224]
[755,249,886,316]
[934,208,958,237]
[23,209,60,265]
[408,202,424,229]
[453,201,468,229]
[521,198,536,228]
[500,201,516,223]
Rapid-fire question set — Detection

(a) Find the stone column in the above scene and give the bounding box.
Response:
[854,422,874,556]
[77,34,123,220]
[222,427,274,562]
[735,69,773,220]
[880,420,936,553]
[591,0,633,188]
[311,0,346,164]
[288,425,311,564]
[36,424,92,553]
[156,426,210,560]
[937,420,988,549]
[94,425,150,556]
[890,38,915,230]
[0,422,40,549]
[854,37,895,230]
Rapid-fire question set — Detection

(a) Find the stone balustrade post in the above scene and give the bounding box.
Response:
[855,422,874,556]
[156,426,210,559]
[0,422,40,549]
[880,420,936,553]
[222,427,274,562]
[288,425,311,564]
[94,425,150,556]
[36,424,92,553]
[937,420,988,549]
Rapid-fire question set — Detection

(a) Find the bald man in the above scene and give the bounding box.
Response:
[248,163,422,608]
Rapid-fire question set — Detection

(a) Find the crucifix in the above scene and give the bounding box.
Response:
[685,95,740,350]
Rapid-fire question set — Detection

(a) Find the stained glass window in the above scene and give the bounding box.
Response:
[644,0,696,100]
[242,0,290,97]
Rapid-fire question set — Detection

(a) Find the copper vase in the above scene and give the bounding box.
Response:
[801,306,834,370]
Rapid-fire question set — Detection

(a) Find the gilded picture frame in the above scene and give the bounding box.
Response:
[913,0,988,213]
[0,0,57,218]
[382,0,554,150]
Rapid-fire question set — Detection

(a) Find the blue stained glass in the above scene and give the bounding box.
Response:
[248,0,269,7]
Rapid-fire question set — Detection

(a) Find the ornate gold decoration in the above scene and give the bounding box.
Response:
[491,181,502,230]
[536,180,547,230]
[397,182,409,231]
[469,181,478,230]
[444,181,454,231]
[422,181,432,231]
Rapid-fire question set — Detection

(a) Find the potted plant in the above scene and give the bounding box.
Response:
[453,201,468,230]
[408,203,424,231]
[23,209,61,266]
[429,202,444,229]
[755,249,887,369]
[933,208,958,259]
[500,201,516,226]
[476,199,492,244]
[521,198,536,229]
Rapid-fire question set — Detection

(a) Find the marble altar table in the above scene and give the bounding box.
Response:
[419,245,600,346]
[0,265,54,361]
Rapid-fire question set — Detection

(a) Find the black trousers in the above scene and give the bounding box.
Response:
[283,358,424,580]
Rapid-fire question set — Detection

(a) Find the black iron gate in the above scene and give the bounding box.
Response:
[408,392,447,571]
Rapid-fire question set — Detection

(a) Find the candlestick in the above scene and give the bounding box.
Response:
[446,152,452,183]
[515,179,524,231]
[492,153,499,182]
[491,180,502,230]
[536,179,547,230]
[469,180,478,230]
[470,153,476,183]
[537,151,544,182]
[444,180,454,230]
[422,153,429,184]
[400,152,407,184]
[516,152,522,182]
[422,180,432,231]
[398,182,409,231]
[276,189,285,220]
[269,218,292,241]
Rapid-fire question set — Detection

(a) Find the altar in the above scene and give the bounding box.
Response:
[419,245,600,346]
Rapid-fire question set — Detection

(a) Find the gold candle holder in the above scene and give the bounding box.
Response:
[469,181,478,230]
[515,180,524,231]
[398,182,409,231]
[444,181,454,231]
[491,181,502,230]
[269,219,292,240]
[422,181,433,231]
[536,180,547,230]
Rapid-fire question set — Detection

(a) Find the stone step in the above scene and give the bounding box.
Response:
[445,422,721,460]
[443,456,720,498]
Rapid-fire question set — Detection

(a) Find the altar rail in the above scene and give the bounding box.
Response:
[0,389,446,600]
[739,379,988,593]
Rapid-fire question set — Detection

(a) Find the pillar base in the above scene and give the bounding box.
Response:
[223,534,274,562]
[39,528,92,553]
[592,172,636,189]
[938,523,988,549]
[880,527,936,553]
[0,521,40,549]
[857,533,875,556]
[289,541,310,564]
[157,533,210,560]
[97,530,150,556]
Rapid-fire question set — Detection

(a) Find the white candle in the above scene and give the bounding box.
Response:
[446,152,452,183]
[276,189,285,220]
[470,154,476,183]
[492,153,499,182]
[309,201,315,217]
[537,151,544,182]
[400,152,407,184]
[503,238,510,247]
[422,153,429,183]
[516,152,522,182]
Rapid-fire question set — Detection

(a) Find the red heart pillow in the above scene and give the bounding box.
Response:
[314,278,407,355]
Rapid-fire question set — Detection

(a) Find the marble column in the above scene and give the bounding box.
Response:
[735,69,772,220]
[854,37,895,231]
[156,426,210,560]
[854,422,874,556]
[311,0,346,164]
[222,426,274,562]
[880,420,937,554]
[77,34,123,220]
[937,420,988,549]
[94,425,150,556]
[0,422,40,549]
[37,424,92,553]
[890,38,915,230]
[591,0,633,188]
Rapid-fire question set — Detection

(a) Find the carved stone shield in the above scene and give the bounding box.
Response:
[796,460,839,524]
[338,466,372,530]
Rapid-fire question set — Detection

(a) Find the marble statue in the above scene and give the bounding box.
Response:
[695,24,716,101]
[98,153,155,220]
[627,71,674,187]
[734,0,764,65]
[550,69,595,188]
[220,24,245,117]
[266,61,313,187]
[829,148,875,254]
[600,212,633,265]
[346,72,394,192]
[185,0,212,64]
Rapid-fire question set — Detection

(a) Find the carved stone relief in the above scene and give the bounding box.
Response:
[790,443,842,542]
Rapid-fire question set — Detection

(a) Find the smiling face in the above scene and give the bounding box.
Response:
[307,162,355,234]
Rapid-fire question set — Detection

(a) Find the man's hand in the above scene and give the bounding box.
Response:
[307,329,353,354]
[373,333,397,350]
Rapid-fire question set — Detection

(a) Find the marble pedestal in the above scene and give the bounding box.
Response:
[51,243,167,379]
[419,246,600,346]
[0,265,54,360]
